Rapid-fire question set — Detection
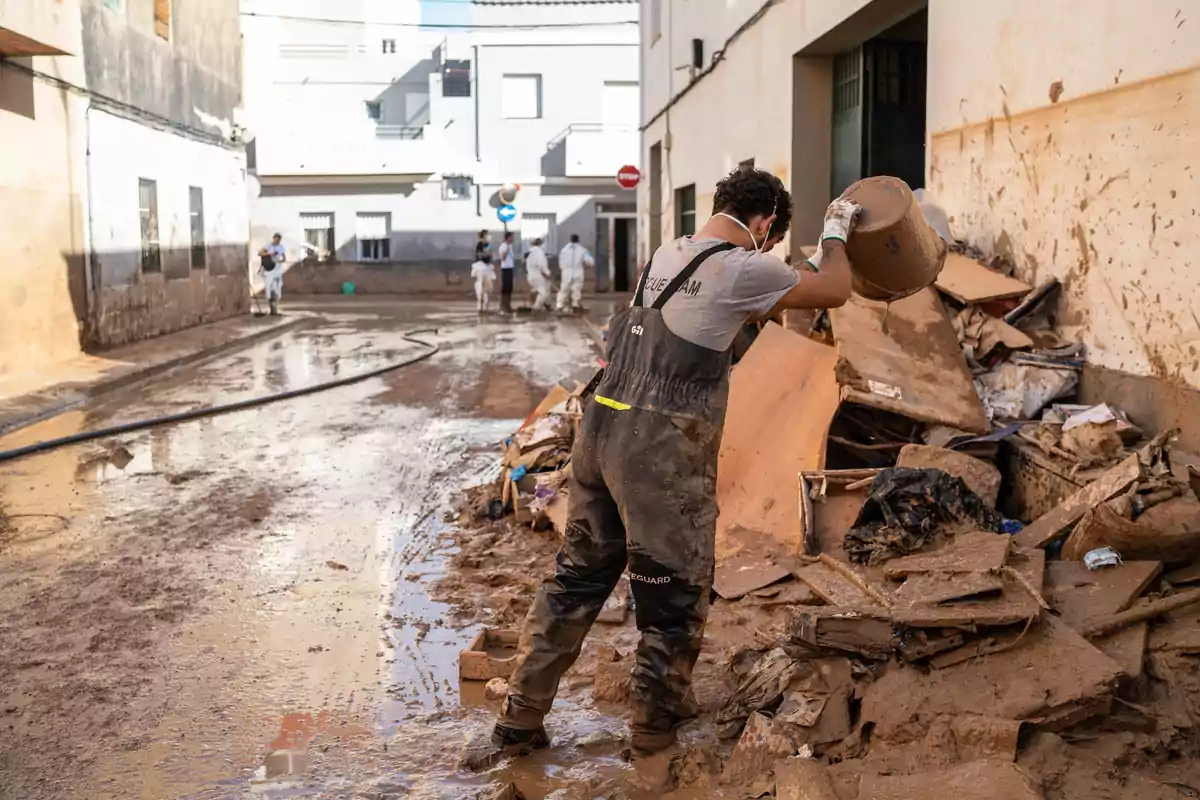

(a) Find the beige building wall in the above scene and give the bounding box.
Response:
[637,0,908,263]
[0,1,89,377]
[640,0,1200,393]
[927,0,1200,387]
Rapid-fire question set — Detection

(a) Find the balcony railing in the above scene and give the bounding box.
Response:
[375,125,425,140]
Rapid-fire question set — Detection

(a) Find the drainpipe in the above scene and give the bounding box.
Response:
[472,44,480,162]
[473,43,482,219]
[82,102,99,343]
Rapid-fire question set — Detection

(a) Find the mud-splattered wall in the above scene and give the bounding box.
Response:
[927,0,1200,388]
[81,0,241,135]
[79,0,250,347]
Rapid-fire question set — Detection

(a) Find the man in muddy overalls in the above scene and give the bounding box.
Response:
[494,167,862,757]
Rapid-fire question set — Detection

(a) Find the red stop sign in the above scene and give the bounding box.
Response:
[616,165,641,189]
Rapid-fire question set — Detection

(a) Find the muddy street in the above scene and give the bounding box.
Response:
[0,300,625,799]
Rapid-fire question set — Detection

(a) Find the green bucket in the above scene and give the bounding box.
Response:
[341,282,356,295]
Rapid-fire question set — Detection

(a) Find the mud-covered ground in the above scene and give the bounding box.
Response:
[8,298,1200,799]
[0,299,654,799]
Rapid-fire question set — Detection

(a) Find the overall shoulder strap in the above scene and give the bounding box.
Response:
[650,242,736,311]
[632,253,655,307]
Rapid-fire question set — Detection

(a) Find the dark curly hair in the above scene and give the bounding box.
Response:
[712,166,793,241]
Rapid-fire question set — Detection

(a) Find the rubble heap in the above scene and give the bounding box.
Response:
[697,243,1200,798]
[481,381,584,533]
[462,238,1200,799]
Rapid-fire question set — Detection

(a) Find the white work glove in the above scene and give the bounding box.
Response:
[821,198,861,244]
[805,198,861,271]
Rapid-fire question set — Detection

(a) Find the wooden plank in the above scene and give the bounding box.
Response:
[713,551,793,600]
[796,560,883,608]
[892,571,1004,607]
[790,607,898,659]
[1080,588,1200,638]
[1044,560,1162,625]
[883,531,1011,578]
[830,287,989,434]
[890,548,1045,629]
[716,323,840,567]
[1014,454,1142,549]
[935,252,1033,304]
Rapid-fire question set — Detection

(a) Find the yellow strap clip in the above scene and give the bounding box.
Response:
[594,394,631,411]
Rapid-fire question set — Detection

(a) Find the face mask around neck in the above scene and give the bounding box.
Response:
[715,213,766,254]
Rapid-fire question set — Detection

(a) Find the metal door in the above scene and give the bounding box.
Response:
[831,47,864,199]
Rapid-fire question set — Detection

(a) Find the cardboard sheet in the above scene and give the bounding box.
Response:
[715,323,840,569]
[935,252,1033,304]
[830,288,989,433]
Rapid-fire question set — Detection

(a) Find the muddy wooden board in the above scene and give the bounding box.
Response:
[892,554,1041,628]
[716,323,840,568]
[883,531,1011,578]
[796,559,885,608]
[1044,560,1162,625]
[713,550,793,600]
[930,627,1029,669]
[891,570,1004,607]
[1094,622,1148,677]
[861,615,1124,737]
[935,252,1033,304]
[1014,454,1141,549]
[791,607,898,659]
[890,548,1045,629]
[829,287,989,434]
[858,759,1042,800]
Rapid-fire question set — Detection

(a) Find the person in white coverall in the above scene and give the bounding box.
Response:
[258,233,286,315]
[525,238,552,311]
[557,234,592,312]
[471,254,497,313]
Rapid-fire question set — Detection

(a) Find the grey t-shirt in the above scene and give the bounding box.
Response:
[638,236,800,351]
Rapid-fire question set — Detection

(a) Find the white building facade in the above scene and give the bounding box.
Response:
[242,0,642,294]
[639,0,1200,446]
[0,0,249,369]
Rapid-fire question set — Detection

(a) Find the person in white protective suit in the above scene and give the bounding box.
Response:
[525,238,553,311]
[556,234,593,313]
[471,253,497,313]
[258,233,286,315]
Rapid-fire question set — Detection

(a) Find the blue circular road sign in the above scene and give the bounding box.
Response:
[497,204,517,223]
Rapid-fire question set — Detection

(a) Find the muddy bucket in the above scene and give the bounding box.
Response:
[842,176,948,302]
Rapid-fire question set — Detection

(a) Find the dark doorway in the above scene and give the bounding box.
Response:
[830,8,927,197]
[613,217,635,292]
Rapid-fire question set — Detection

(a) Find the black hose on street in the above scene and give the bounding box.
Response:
[0,328,440,465]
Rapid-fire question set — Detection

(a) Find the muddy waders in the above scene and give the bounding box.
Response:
[497,242,737,756]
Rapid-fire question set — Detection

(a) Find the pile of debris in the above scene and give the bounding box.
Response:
[708,426,1200,798]
[459,227,1200,797]
[698,238,1200,797]
[475,381,585,534]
